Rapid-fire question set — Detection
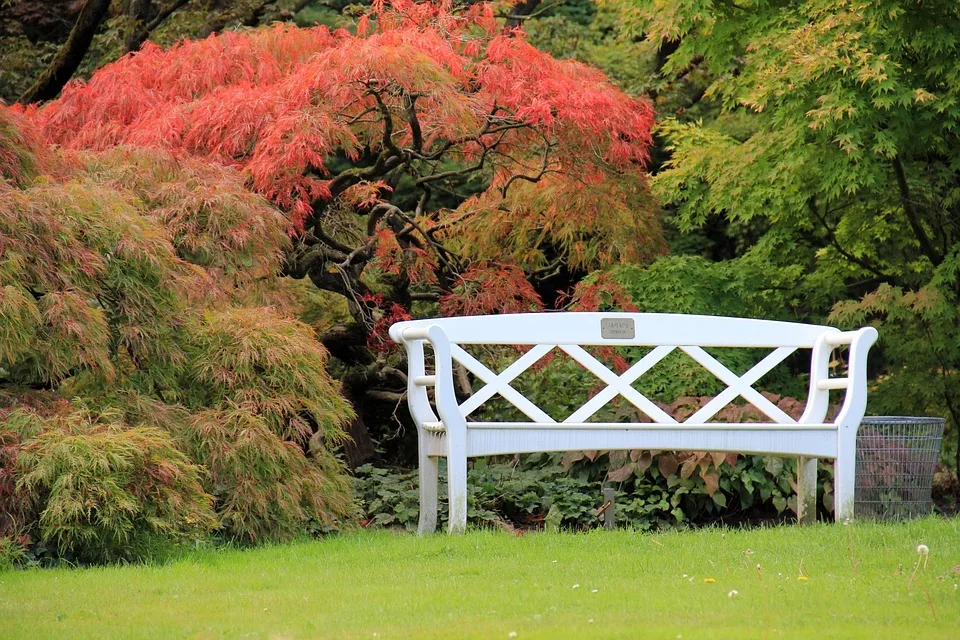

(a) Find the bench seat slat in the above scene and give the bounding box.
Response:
[461,421,836,430]
[464,427,838,459]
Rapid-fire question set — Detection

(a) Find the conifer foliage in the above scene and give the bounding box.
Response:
[0,106,354,562]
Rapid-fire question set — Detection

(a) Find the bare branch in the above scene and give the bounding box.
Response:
[403,92,424,152]
[20,0,112,103]
[893,156,942,266]
[500,142,552,197]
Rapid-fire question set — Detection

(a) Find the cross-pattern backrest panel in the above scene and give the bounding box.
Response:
[389,312,836,348]
[449,342,803,425]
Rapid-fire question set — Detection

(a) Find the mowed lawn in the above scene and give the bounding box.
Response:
[1,518,958,639]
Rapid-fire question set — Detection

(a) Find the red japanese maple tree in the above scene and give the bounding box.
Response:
[26,1,661,432]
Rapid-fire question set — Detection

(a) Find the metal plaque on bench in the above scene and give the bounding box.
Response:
[601,317,635,339]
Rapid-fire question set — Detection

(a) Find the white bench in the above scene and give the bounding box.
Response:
[389,312,878,533]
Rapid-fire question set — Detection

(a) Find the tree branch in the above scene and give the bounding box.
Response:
[806,198,896,282]
[19,0,112,103]
[403,92,423,152]
[126,0,193,53]
[892,156,942,266]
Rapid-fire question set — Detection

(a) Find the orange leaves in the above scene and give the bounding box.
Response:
[452,173,664,274]
[565,273,639,313]
[30,1,657,241]
[478,33,654,167]
[341,180,393,210]
[439,262,543,316]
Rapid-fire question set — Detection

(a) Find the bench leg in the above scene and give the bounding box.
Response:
[446,445,468,534]
[797,456,817,525]
[834,437,856,522]
[417,447,439,535]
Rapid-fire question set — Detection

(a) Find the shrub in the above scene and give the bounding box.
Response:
[176,409,353,544]
[355,453,835,533]
[11,410,216,564]
[1,107,357,560]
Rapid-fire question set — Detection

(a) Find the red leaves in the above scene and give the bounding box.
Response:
[565,273,639,312]
[362,294,413,353]
[439,262,543,316]
[30,1,657,240]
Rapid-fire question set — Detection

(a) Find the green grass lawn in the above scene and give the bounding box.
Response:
[1,518,958,639]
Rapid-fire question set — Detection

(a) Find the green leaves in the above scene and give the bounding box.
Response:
[0,109,356,559]
[12,411,216,564]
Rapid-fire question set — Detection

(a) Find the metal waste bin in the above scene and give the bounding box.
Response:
[855,416,945,520]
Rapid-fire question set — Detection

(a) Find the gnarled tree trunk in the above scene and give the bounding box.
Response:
[19,0,111,103]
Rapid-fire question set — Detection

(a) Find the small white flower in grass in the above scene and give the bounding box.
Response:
[508,632,517,638]
[915,543,931,571]
[552,560,557,564]
[728,590,738,598]
[591,589,598,593]
[588,619,595,624]
[682,574,688,578]
[572,584,580,589]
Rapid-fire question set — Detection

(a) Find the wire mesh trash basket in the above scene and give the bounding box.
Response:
[855,416,945,520]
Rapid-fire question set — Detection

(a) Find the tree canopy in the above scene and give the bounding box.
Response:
[603,0,960,468]
[20,0,662,456]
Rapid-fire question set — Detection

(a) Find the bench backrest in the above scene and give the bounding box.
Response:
[389,312,875,430]
[390,312,836,347]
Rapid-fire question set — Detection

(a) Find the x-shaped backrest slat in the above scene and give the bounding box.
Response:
[452,344,556,423]
[559,345,678,424]
[680,346,798,424]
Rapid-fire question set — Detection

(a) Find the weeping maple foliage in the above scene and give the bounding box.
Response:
[0,105,354,560]
[26,0,663,348]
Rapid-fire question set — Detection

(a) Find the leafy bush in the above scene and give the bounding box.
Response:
[1,109,357,560]
[354,450,834,533]
[176,409,353,544]
[355,462,607,532]
[8,409,216,564]
[0,535,29,571]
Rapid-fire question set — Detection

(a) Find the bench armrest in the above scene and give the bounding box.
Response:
[834,327,879,427]
[801,327,878,427]
[393,324,464,433]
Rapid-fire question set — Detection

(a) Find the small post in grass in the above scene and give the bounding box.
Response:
[596,487,616,531]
